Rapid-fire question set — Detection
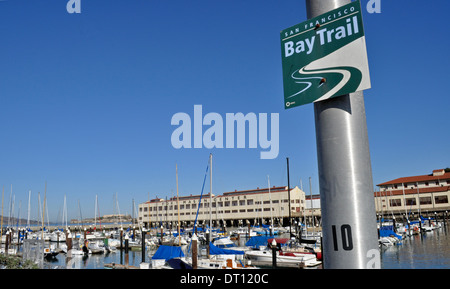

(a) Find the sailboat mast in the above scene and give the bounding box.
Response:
[209,154,212,233]
[97,195,102,230]
[1,187,4,238]
[42,182,47,240]
[63,194,67,229]
[268,175,273,227]
[309,177,315,238]
[402,183,408,219]
[8,185,12,228]
[416,182,421,218]
[95,195,98,229]
[116,193,122,229]
[17,200,22,230]
[286,157,292,237]
[176,164,180,245]
[27,190,31,229]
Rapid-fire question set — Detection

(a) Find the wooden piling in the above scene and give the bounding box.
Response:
[271,239,277,269]
[5,231,9,255]
[124,234,129,254]
[66,231,73,251]
[120,229,123,250]
[141,229,146,263]
[192,234,198,269]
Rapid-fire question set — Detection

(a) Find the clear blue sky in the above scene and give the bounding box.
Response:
[1,0,449,223]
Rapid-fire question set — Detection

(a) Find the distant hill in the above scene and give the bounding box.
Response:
[0,216,40,226]
[70,214,132,225]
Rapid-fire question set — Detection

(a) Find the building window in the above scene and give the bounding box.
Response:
[247,199,253,206]
[239,200,245,206]
[389,199,402,207]
[435,195,449,204]
[420,197,432,205]
[406,198,416,206]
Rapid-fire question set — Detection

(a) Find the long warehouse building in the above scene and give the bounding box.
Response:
[138,185,306,228]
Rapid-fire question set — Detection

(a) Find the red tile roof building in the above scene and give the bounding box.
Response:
[374,169,450,215]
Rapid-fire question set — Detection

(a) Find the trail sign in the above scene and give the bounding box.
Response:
[280,0,370,109]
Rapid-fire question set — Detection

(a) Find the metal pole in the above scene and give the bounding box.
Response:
[306,0,380,269]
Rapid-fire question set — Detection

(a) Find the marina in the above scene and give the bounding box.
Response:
[1,218,449,269]
[1,0,449,273]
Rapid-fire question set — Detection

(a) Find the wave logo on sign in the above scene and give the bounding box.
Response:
[285,38,369,107]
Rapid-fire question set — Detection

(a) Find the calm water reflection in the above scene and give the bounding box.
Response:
[381,228,450,269]
[41,227,450,269]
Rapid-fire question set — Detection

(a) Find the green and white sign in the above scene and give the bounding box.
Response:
[281,0,371,109]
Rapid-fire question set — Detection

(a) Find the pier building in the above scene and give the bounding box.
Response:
[374,169,450,218]
[138,186,306,228]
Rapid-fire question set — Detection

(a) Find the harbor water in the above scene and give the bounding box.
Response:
[30,227,450,269]
[380,228,450,269]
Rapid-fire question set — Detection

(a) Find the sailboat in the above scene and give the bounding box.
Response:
[50,195,67,243]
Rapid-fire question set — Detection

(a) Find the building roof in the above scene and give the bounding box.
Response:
[222,186,289,197]
[142,186,293,203]
[377,169,450,186]
[374,185,450,197]
[305,194,321,200]
[143,193,214,204]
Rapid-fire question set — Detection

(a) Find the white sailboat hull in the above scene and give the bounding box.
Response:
[245,250,321,267]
